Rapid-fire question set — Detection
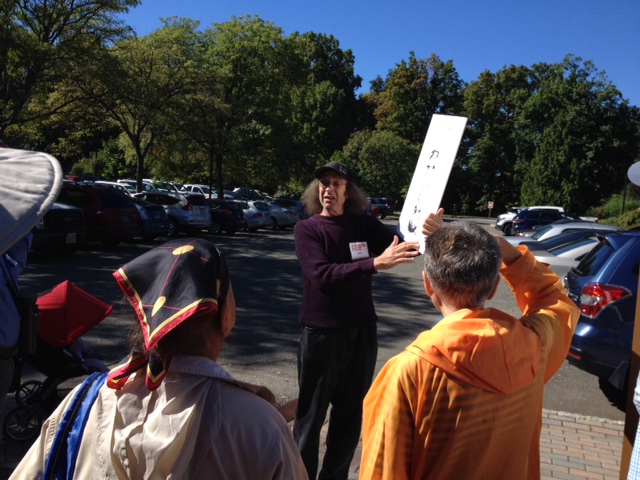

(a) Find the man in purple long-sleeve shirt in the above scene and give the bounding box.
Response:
[293,161,420,480]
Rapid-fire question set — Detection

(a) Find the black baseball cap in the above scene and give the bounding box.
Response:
[314,161,350,182]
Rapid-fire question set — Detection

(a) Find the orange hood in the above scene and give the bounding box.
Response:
[406,308,542,395]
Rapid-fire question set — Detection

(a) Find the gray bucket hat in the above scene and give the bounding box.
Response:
[0,148,63,253]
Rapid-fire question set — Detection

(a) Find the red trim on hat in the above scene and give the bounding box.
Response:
[106,353,147,390]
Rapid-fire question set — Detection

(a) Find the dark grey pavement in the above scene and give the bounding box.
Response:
[0,215,631,479]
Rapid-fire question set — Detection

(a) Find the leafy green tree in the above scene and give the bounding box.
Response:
[516,56,640,213]
[287,32,362,169]
[61,17,200,191]
[0,0,139,141]
[334,130,419,204]
[462,65,536,213]
[174,15,293,197]
[368,52,466,144]
[287,80,347,180]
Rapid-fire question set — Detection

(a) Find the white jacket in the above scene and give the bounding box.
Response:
[11,355,308,479]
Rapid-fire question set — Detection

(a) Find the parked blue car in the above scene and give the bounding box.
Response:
[564,231,640,401]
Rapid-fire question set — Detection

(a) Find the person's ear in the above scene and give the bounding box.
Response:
[423,270,443,311]
[422,270,435,296]
[487,276,501,300]
[220,284,236,339]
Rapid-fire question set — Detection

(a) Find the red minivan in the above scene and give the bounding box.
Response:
[57,183,142,246]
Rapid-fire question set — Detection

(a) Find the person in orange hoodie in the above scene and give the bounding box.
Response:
[360,209,579,480]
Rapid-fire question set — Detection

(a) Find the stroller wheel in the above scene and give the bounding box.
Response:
[3,407,42,441]
[15,380,43,407]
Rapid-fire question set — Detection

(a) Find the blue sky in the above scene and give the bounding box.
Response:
[121,1,640,107]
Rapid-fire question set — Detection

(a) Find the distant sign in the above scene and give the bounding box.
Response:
[628,162,640,187]
[399,114,468,253]
[489,201,494,209]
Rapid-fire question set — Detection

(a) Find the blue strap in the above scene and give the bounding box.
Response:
[43,372,107,480]
[65,372,107,478]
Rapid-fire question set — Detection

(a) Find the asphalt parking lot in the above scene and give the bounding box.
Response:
[12,216,627,422]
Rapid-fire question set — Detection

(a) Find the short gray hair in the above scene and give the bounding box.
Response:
[423,221,502,309]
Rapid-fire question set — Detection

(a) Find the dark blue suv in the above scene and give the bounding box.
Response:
[564,231,640,399]
[511,208,582,235]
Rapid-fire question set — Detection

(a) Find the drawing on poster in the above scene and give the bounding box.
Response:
[406,148,440,234]
[399,114,467,253]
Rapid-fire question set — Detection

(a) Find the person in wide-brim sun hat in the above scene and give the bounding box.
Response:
[0,145,63,423]
[0,146,63,254]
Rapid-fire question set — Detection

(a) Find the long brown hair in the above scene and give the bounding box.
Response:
[300,178,369,215]
[127,305,224,363]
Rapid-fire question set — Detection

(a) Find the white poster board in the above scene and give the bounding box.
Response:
[399,114,468,253]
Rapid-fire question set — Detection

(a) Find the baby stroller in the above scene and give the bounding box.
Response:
[3,281,112,441]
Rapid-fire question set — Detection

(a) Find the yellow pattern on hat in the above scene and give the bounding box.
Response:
[152,296,166,316]
[173,245,195,255]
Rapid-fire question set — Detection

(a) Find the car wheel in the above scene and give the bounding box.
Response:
[225,229,237,235]
[503,223,513,236]
[380,212,387,219]
[270,217,279,230]
[248,228,258,232]
[167,218,179,237]
[209,221,221,235]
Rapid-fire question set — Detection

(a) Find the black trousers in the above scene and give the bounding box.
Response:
[293,325,378,480]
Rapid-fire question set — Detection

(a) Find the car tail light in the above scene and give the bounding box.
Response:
[251,213,262,219]
[182,200,192,211]
[218,208,232,216]
[579,283,631,318]
[512,218,524,224]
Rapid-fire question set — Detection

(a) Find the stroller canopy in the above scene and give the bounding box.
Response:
[36,281,113,348]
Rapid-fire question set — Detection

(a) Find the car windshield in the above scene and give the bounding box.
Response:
[186,195,208,206]
[153,182,177,193]
[254,202,271,211]
[274,199,295,207]
[549,238,597,255]
[97,189,134,208]
[531,225,554,240]
[572,239,615,277]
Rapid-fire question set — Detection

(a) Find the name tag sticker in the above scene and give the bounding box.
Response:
[349,242,370,260]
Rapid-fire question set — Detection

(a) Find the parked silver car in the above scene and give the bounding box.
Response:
[134,192,211,237]
[506,220,620,245]
[267,202,299,230]
[184,184,214,196]
[117,179,157,194]
[237,200,274,231]
[533,237,602,279]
